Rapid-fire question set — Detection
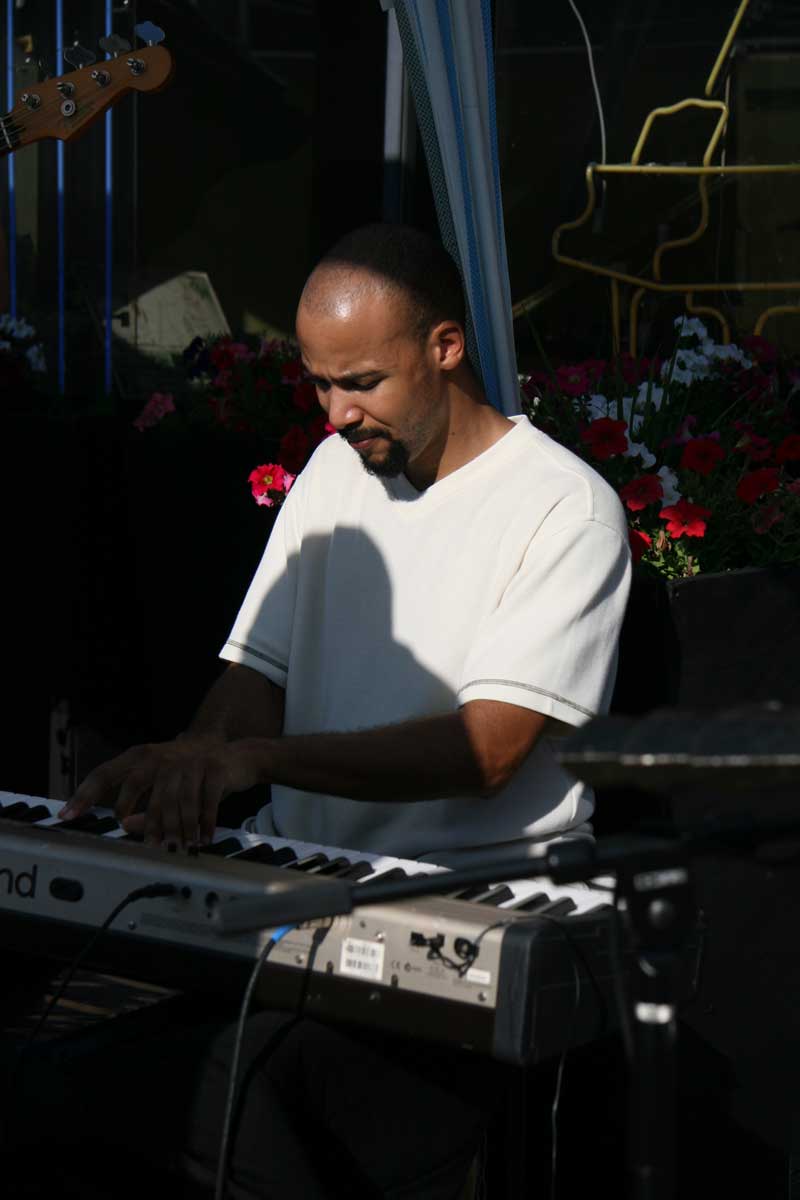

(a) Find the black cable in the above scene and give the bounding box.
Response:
[214,923,296,1200]
[608,889,635,1063]
[21,882,177,1054]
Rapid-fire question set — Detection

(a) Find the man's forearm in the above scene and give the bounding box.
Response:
[234,711,488,803]
[184,663,285,743]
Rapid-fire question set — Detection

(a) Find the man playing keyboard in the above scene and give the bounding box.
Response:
[59,223,631,1199]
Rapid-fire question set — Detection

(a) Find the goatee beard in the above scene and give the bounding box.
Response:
[358,438,409,478]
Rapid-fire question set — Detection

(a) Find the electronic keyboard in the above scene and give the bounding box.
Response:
[0,791,625,1064]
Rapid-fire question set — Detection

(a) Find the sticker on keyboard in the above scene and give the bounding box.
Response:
[340,937,385,982]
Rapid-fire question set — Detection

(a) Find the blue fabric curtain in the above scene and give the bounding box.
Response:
[381,0,519,415]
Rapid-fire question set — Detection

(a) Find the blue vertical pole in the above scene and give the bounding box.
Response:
[104,0,113,394]
[55,0,65,393]
[5,0,17,317]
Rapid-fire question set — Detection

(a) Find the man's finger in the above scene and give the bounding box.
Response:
[115,770,154,823]
[59,745,153,820]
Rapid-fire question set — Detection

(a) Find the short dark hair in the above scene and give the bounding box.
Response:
[317,223,466,340]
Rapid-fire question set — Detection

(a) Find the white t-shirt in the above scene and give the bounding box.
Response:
[220,415,631,862]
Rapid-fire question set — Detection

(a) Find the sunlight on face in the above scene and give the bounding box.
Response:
[296,271,445,479]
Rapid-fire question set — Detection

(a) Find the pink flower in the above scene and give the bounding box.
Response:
[132,391,176,432]
[662,415,697,447]
[229,342,256,364]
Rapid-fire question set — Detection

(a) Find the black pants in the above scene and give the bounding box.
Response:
[11,1003,502,1200]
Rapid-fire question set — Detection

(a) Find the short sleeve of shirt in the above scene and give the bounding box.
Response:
[218,481,305,688]
[457,519,631,727]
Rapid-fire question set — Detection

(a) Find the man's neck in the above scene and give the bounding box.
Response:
[405,380,515,491]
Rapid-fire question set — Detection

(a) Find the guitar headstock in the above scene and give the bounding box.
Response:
[6,41,174,152]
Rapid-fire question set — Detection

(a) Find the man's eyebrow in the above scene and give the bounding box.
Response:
[301,366,385,385]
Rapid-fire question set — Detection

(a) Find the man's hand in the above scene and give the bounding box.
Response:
[58,736,260,847]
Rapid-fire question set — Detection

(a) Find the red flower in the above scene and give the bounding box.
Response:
[736,467,780,505]
[734,427,773,462]
[281,358,304,384]
[680,437,725,475]
[210,338,235,371]
[775,434,800,464]
[741,334,778,365]
[556,364,591,396]
[308,413,337,446]
[254,376,273,395]
[752,502,783,534]
[292,379,318,413]
[581,359,607,384]
[628,528,652,564]
[659,499,711,539]
[619,474,663,512]
[580,417,628,461]
[279,424,311,473]
[248,462,292,507]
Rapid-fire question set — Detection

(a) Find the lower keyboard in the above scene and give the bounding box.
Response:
[0,791,623,1064]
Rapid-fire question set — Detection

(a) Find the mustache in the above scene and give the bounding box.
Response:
[339,428,390,446]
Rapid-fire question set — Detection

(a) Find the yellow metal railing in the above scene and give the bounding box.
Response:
[514,0,800,353]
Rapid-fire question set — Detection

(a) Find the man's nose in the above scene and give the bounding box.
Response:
[327,389,363,431]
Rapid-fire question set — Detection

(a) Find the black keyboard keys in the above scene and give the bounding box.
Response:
[0,802,51,823]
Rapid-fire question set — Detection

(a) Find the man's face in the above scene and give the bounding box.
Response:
[296,278,449,481]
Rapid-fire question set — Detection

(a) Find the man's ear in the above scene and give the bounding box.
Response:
[431,320,466,372]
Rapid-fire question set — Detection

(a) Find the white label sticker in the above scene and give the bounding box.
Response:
[340,937,385,982]
[466,967,491,987]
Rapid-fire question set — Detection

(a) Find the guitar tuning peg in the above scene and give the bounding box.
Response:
[63,44,96,70]
[134,20,166,47]
[19,56,47,79]
[99,35,132,58]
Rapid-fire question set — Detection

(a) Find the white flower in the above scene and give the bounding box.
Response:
[663,348,711,387]
[705,341,752,369]
[617,395,643,435]
[657,465,681,506]
[585,392,610,421]
[0,313,35,340]
[26,343,46,373]
[625,440,656,468]
[674,314,708,342]
[636,381,663,412]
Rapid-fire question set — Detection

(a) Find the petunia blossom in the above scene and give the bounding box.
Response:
[775,434,800,464]
[619,475,664,512]
[628,528,652,565]
[556,364,592,397]
[736,467,780,506]
[680,438,725,476]
[248,462,294,507]
[580,417,628,460]
[659,499,711,538]
[279,424,312,474]
[752,503,783,535]
[132,391,176,432]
